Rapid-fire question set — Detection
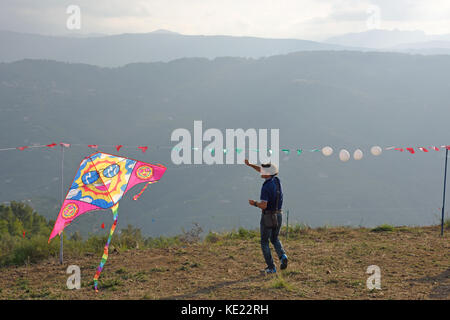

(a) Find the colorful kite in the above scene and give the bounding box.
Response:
[48,152,166,291]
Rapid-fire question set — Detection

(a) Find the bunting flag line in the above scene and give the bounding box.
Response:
[2,141,450,162]
[138,146,148,153]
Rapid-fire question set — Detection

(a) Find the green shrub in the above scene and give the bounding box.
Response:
[179,223,203,243]
[227,227,257,240]
[204,231,221,243]
[145,235,181,248]
[6,236,59,265]
[444,219,450,229]
[371,224,395,232]
[117,225,145,250]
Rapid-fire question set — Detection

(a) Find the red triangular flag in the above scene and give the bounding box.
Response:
[432,146,440,151]
[46,143,57,148]
[115,145,123,152]
[60,142,71,148]
[17,146,28,151]
[445,146,450,150]
[138,146,148,153]
[101,223,105,229]
[88,144,98,149]
[406,148,415,154]
[22,231,26,238]
[394,148,404,152]
[419,147,428,152]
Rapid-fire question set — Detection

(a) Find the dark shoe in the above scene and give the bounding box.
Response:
[261,267,277,274]
[280,254,288,270]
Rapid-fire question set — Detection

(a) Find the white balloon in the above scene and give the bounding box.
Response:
[371,146,382,156]
[339,149,350,162]
[322,146,333,156]
[353,149,363,160]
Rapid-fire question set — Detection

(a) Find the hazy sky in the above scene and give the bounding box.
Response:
[1,0,449,40]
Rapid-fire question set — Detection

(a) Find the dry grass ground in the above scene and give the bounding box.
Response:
[0,225,448,300]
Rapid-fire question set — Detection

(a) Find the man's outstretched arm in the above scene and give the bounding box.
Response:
[245,159,260,173]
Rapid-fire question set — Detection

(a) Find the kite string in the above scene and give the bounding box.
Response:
[93,203,119,292]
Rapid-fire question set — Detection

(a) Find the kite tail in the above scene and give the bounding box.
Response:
[132,181,155,201]
[93,203,119,292]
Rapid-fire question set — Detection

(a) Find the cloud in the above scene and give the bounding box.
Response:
[0,0,449,39]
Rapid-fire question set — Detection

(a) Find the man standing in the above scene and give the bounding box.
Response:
[245,159,288,274]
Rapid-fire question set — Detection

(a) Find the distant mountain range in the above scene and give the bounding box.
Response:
[0,30,359,67]
[326,29,450,55]
[3,29,450,68]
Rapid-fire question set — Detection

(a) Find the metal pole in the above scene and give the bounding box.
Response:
[441,148,448,237]
[60,145,64,264]
[286,209,289,240]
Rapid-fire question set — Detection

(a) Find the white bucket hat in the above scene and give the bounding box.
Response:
[260,163,278,176]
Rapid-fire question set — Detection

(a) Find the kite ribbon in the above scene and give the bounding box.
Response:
[93,203,119,292]
[133,181,155,201]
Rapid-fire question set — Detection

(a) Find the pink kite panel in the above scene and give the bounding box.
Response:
[125,162,166,194]
[48,200,105,242]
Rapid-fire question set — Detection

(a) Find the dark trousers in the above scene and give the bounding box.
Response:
[260,212,286,269]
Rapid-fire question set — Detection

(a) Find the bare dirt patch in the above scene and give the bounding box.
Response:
[0,226,448,300]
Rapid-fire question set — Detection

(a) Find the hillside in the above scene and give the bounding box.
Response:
[0,225,448,300]
[1,52,450,237]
